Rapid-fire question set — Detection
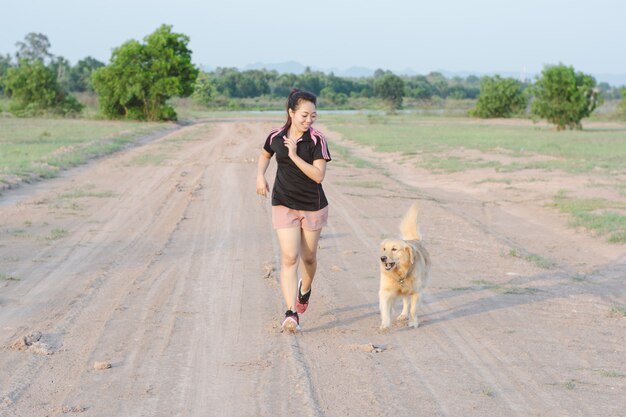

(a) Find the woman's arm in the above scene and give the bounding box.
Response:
[283,136,327,184]
[256,149,272,197]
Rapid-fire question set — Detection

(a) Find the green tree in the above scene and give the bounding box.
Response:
[620,87,626,119]
[3,59,83,116]
[15,33,53,63]
[69,56,105,92]
[530,64,600,130]
[374,72,405,109]
[49,56,72,92]
[92,24,198,121]
[471,75,527,118]
[0,54,13,94]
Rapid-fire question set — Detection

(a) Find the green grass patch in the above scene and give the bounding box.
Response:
[0,118,171,185]
[324,114,626,174]
[593,369,626,378]
[421,155,501,173]
[329,142,377,169]
[550,192,626,243]
[504,248,556,269]
[45,228,68,241]
[0,272,19,281]
[476,177,513,185]
[335,180,384,189]
[470,279,542,295]
[59,189,115,199]
[128,153,168,166]
[608,304,626,317]
[563,379,577,390]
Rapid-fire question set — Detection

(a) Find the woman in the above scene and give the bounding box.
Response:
[256,89,331,332]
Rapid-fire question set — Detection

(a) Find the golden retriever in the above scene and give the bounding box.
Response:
[379,202,431,330]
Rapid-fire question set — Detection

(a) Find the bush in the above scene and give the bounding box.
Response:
[530,64,600,130]
[470,75,527,118]
[3,59,83,117]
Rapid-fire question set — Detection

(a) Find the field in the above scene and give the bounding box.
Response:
[0,113,625,416]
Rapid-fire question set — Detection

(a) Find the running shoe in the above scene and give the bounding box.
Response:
[295,280,311,314]
[281,310,300,332]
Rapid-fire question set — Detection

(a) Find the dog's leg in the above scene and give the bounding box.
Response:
[379,291,393,330]
[397,296,409,321]
[408,292,420,328]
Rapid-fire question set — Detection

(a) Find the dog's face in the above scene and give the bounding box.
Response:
[379,238,414,273]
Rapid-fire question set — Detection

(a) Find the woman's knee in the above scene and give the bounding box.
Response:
[301,252,317,266]
[281,253,299,267]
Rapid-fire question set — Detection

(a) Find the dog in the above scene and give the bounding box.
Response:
[379,202,431,330]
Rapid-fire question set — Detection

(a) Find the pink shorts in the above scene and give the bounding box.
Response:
[272,205,329,231]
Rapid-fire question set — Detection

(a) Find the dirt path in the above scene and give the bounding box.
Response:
[0,119,624,417]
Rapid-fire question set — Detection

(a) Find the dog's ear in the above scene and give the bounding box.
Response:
[405,245,414,265]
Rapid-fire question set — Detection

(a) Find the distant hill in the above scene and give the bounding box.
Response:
[202,61,626,86]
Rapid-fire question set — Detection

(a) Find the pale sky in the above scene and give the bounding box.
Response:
[2,0,625,80]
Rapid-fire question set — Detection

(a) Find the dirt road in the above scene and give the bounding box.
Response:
[1,118,624,417]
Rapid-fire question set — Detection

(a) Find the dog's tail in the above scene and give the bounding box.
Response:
[399,202,421,241]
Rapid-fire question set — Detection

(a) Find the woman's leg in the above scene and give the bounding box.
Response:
[299,228,322,294]
[276,227,301,311]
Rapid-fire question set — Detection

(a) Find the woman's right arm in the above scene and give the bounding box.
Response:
[256,149,272,197]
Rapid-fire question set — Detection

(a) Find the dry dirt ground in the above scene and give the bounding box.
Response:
[0,118,624,417]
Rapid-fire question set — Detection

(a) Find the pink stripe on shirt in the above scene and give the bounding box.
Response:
[310,127,330,160]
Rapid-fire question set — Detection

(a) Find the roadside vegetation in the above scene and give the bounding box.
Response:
[0,118,169,189]
[1,25,625,241]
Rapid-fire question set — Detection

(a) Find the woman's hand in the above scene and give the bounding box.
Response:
[283,135,297,158]
[256,175,269,197]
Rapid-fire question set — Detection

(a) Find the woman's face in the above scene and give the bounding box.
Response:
[289,100,317,132]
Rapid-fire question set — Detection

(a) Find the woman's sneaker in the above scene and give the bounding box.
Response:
[295,280,311,314]
[281,310,300,332]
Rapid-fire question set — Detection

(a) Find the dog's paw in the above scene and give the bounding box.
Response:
[379,323,391,332]
[408,320,419,328]
[396,313,408,321]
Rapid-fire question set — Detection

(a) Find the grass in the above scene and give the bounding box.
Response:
[470,279,542,295]
[0,272,19,281]
[476,177,513,185]
[608,304,626,317]
[335,180,384,189]
[329,141,377,169]
[128,153,168,166]
[0,118,171,186]
[480,388,495,398]
[563,379,577,390]
[550,191,626,243]
[593,369,626,378]
[504,248,556,269]
[45,228,68,241]
[324,113,626,174]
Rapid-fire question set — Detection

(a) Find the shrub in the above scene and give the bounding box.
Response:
[470,75,527,118]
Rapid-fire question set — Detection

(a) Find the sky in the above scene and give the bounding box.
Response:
[2,0,625,82]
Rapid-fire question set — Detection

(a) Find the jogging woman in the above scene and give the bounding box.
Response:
[256,89,331,332]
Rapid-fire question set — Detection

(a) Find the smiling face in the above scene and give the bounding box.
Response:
[288,99,317,134]
[380,238,413,273]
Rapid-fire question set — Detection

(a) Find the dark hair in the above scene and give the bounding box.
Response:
[283,88,317,131]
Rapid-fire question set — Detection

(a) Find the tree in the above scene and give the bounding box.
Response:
[15,33,54,63]
[471,75,527,118]
[620,87,626,119]
[69,56,105,92]
[530,64,600,130]
[0,54,13,94]
[92,24,198,121]
[3,59,83,116]
[374,73,405,109]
